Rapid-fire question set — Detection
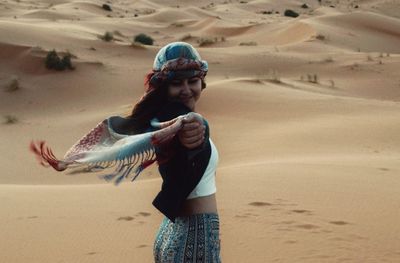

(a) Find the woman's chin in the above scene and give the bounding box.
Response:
[181,99,195,110]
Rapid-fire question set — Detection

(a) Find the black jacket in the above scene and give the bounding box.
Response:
[152,102,211,222]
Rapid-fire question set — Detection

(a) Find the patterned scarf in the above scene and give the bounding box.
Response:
[30,113,202,185]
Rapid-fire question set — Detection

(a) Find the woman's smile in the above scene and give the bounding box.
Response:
[168,77,202,110]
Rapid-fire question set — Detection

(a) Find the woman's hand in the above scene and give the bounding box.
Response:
[178,114,206,149]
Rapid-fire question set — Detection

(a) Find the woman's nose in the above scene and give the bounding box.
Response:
[180,80,191,94]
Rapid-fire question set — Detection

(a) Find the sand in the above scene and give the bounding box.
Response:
[1,0,400,262]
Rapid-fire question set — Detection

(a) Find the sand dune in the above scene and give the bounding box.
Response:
[1,0,400,262]
[306,11,400,52]
[136,8,200,23]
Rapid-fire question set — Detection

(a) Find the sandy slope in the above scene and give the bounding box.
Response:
[1,0,400,262]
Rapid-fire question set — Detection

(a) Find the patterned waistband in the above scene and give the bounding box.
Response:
[172,213,219,224]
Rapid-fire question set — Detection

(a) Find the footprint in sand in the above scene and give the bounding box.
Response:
[274,199,298,207]
[290,209,313,215]
[295,224,319,230]
[137,244,148,248]
[136,212,151,217]
[278,220,296,225]
[235,212,259,218]
[329,220,350,226]
[248,201,273,207]
[117,216,135,221]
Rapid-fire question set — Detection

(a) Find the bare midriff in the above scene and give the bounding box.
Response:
[178,194,218,216]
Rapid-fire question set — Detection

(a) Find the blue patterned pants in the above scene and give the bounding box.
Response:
[153,213,221,263]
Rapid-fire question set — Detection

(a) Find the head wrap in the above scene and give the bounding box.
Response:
[150,42,208,86]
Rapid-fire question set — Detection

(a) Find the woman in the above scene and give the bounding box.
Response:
[30,41,221,263]
[127,42,221,262]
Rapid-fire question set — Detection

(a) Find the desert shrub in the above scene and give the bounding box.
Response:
[301,4,309,8]
[4,76,19,92]
[307,74,318,83]
[284,9,299,18]
[45,50,60,69]
[171,22,184,27]
[268,69,281,84]
[197,38,215,47]
[101,31,114,42]
[134,33,154,45]
[239,41,257,46]
[45,50,74,71]
[61,54,72,68]
[102,4,112,11]
[4,115,18,124]
[181,34,192,41]
[316,34,326,41]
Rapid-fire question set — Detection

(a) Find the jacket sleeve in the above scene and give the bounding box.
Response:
[152,102,211,222]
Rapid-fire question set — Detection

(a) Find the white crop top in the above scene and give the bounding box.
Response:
[187,138,219,199]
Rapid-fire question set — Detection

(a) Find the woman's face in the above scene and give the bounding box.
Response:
[167,76,202,111]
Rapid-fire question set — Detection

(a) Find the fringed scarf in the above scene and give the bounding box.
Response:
[30,112,202,185]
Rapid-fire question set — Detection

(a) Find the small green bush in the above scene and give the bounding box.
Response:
[284,9,299,18]
[45,50,74,71]
[102,4,112,11]
[4,115,18,124]
[101,31,114,42]
[133,33,154,45]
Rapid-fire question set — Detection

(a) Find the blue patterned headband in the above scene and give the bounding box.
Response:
[150,42,208,86]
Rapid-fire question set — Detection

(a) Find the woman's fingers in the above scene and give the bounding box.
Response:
[181,123,205,137]
[180,135,204,148]
[178,121,206,149]
[183,112,203,125]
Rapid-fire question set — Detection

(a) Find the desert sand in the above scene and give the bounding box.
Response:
[1,0,400,262]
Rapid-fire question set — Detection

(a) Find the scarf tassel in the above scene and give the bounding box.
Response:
[99,149,157,185]
[30,140,67,171]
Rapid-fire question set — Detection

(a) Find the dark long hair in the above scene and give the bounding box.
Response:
[124,72,167,134]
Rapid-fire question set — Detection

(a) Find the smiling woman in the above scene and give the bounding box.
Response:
[127,42,221,262]
[30,42,221,263]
